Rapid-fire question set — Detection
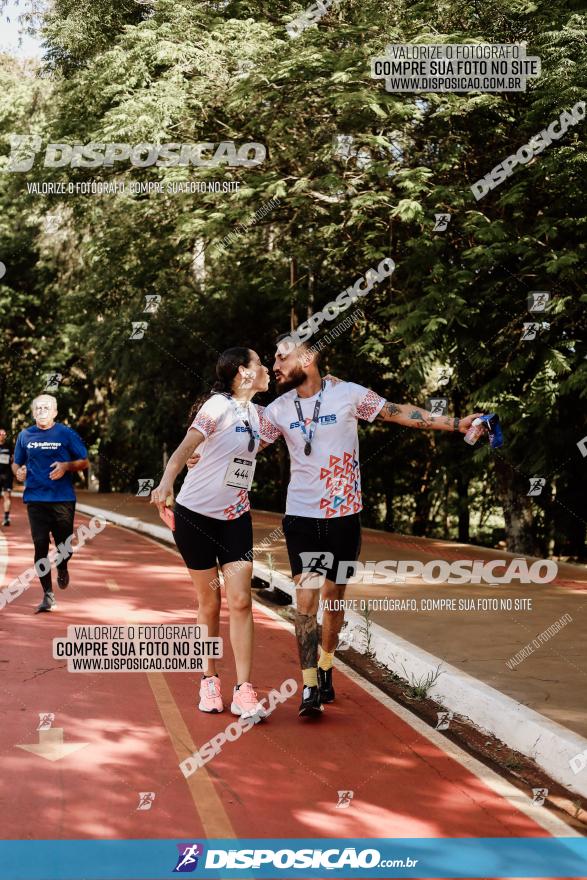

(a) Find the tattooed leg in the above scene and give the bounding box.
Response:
[294,573,321,677]
[294,611,319,670]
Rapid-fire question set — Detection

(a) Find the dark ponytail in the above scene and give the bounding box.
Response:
[187,347,252,425]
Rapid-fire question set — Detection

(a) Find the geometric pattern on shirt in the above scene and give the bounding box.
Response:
[318,450,362,518]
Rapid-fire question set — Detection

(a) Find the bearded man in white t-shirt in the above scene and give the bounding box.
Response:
[258,335,482,717]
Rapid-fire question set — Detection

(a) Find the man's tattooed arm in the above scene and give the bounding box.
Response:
[380,401,401,418]
[377,400,462,432]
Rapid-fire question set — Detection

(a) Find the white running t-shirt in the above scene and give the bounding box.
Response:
[258,381,385,518]
[176,394,262,520]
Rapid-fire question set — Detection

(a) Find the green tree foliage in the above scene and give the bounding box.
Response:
[0,0,585,555]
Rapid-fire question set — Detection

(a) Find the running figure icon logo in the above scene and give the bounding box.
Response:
[425,397,448,416]
[298,551,334,590]
[527,291,550,312]
[336,790,354,809]
[521,322,549,341]
[436,711,453,731]
[136,478,154,497]
[433,213,451,232]
[129,321,149,340]
[527,477,546,497]
[6,133,42,171]
[37,713,55,731]
[136,792,156,811]
[532,787,548,806]
[173,843,203,872]
[332,134,356,162]
[143,294,162,314]
[44,372,62,392]
[437,368,450,387]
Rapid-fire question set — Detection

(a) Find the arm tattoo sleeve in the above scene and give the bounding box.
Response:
[376,401,401,420]
[408,409,433,427]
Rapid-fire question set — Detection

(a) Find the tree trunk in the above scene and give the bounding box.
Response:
[543,479,556,558]
[307,267,315,319]
[290,256,298,331]
[442,474,450,539]
[554,479,587,559]
[384,470,395,532]
[412,458,432,536]
[98,445,112,493]
[494,456,536,554]
[456,471,470,543]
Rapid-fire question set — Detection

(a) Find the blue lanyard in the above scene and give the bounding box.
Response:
[293,380,325,456]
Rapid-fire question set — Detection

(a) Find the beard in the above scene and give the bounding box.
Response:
[275,366,306,395]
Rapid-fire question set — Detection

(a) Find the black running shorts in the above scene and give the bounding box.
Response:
[282,513,362,586]
[0,472,13,492]
[173,502,253,571]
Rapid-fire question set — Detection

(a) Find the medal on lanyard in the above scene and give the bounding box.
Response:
[225,395,256,452]
[294,380,325,456]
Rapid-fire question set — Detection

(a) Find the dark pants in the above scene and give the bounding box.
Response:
[26,502,76,593]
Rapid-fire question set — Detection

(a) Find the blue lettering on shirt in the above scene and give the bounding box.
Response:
[289,414,337,430]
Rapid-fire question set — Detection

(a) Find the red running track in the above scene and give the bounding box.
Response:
[0,498,577,878]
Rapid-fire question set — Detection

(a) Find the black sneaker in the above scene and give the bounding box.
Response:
[298,685,323,717]
[57,569,70,590]
[317,667,335,703]
[2,517,10,527]
[36,592,56,613]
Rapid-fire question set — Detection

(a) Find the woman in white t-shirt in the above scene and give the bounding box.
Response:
[151,348,269,719]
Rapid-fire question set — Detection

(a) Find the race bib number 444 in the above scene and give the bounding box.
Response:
[224,456,256,490]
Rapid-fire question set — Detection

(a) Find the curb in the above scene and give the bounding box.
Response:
[77,501,587,800]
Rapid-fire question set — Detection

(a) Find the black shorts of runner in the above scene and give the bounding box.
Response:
[26,501,76,592]
[173,502,253,571]
[0,472,13,492]
[282,513,362,586]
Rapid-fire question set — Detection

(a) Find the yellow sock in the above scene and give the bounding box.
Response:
[302,667,318,687]
[318,649,334,671]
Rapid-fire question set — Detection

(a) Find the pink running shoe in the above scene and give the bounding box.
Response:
[198,675,223,713]
[231,683,266,720]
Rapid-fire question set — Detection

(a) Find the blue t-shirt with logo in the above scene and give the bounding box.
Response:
[13,423,88,503]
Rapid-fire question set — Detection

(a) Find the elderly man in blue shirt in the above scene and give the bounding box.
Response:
[12,394,89,613]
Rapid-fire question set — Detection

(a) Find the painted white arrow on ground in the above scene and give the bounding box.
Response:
[16,728,89,762]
